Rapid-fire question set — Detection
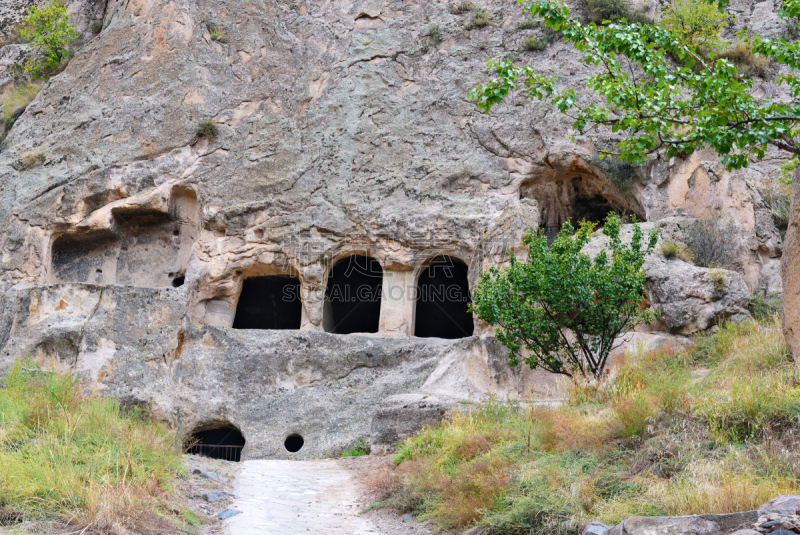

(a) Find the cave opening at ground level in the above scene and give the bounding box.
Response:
[188,426,246,462]
[323,255,383,334]
[284,434,304,453]
[232,276,302,330]
[415,256,474,339]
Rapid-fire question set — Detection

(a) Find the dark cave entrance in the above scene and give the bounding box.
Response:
[520,176,641,243]
[414,256,474,339]
[284,434,304,453]
[188,426,246,462]
[232,276,302,330]
[323,255,383,334]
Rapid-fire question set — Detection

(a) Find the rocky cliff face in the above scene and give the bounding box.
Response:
[0,0,789,457]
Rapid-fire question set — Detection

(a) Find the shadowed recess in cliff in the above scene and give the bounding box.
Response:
[521,175,645,241]
[188,426,246,462]
[49,187,199,288]
[232,276,302,330]
[415,256,474,339]
[323,255,382,334]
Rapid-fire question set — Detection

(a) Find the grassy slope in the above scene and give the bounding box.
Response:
[376,317,800,534]
[0,361,197,534]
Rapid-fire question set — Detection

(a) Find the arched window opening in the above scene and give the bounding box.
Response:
[233,276,302,330]
[323,255,382,334]
[188,426,246,462]
[415,256,474,339]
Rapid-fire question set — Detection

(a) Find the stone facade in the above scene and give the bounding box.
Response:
[0,0,791,456]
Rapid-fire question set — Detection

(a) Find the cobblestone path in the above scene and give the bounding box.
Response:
[223,460,384,535]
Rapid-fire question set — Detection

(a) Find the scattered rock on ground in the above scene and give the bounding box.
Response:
[192,468,220,481]
[582,521,612,535]
[215,509,241,519]
[203,491,226,503]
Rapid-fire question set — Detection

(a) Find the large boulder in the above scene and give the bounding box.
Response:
[605,512,759,535]
[783,170,800,358]
[584,220,751,336]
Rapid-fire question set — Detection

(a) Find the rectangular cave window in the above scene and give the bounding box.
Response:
[323,255,383,334]
[415,256,474,339]
[232,276,302,330]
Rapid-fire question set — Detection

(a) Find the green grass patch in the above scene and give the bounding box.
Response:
[0,360,192,533]
[342,439,370,457]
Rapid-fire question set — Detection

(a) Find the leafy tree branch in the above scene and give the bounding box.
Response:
[468,0,800,170]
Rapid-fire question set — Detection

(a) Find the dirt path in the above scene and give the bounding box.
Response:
[222,459,384,535]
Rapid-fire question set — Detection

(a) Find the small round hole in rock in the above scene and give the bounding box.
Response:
[284,434,304,453]
[173,229,180,236]
[172,276,185,287]
[96,269,102,274]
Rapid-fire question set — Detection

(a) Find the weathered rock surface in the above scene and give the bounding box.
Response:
[590,496,800,535]
[584,221,752,335]
[760,495,800,516]
[2,283,559,458]
[783,170,800,358]
[605,512,759,535]
[0,0,790,452]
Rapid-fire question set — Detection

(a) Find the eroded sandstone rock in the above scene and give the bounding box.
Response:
[0,0,790,454]
[782,172,800,358]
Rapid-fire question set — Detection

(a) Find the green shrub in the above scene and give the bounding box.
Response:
[15,149,45,170]
[516,19,537,31]
[466,8,490,29]
[660,0,732,51]
[20,2,80,79]
[2,83,41,133]
[485,489,586,535]
[196,119,219,142]
[209,25,228,43]
[449,1,474,14]
[778,158,797,185]
[471,213,658,380]
[423,23,442,52]
[717,41,773,80]
[524,36,548,51]
[579,0,653,25]
[342,439,370,457]
[708,267,727,291]
[748,292,782,321]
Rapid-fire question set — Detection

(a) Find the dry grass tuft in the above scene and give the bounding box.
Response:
[387,315,800,532]
[717,41,773,79]
[0,361,193,534]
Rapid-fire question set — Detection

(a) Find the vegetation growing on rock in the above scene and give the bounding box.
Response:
[471,213,658,379]
[0,362,194,533]
[660,0,732,51]
[196,119,219,142]
[20,2,79,79]
[684,216,739,269]
[376,316,800,533]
